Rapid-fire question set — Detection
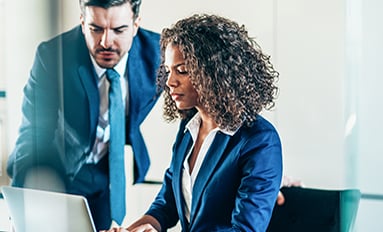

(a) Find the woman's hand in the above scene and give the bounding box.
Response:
[127,223,159,232]
[100,223,159,232]
[102,215,161,232]
[100,227,129,232]
[277,176,304,205]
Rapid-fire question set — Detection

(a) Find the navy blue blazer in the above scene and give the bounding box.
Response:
[147,115,283,232]
[7,25,161,186]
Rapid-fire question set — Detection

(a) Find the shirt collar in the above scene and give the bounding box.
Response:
[185,112,237,137]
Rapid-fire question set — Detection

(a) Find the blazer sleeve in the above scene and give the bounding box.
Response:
[7,40,64,185]
[145,166,180,230]
[232,121,283,231]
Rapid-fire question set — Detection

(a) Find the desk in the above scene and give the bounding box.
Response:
[0,194,11,232]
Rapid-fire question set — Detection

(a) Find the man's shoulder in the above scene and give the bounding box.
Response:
[34,25,88,68]
[135,27,161,46]
[137,27,160,39]
[36,25,86,59]
[38,26,83,49]
[130,27,161,59]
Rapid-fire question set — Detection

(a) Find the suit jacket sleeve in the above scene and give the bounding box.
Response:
[7,26,94,185]
[231,122,283,231]
[7,40,64,185]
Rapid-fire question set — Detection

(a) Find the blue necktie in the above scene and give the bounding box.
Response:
[106,68,126,225]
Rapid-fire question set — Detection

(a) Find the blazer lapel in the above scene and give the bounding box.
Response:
[189,132,231,223]
[78,65,99,141]
[172,130,193,229]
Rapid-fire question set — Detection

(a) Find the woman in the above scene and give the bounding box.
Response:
[110,13,282,232]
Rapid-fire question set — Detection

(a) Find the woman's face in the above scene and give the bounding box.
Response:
[164,44,199,110]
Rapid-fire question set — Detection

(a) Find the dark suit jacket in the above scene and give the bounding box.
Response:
[147,115,283,232]
[7,25,161,186]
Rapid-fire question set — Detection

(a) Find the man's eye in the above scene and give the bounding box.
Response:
[114,29,125,34]
[90,27,103,33]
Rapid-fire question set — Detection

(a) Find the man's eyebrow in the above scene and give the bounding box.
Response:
[112,25,129,30]
[88,23,129,30]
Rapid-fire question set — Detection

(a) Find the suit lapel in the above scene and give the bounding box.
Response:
[78,65,99,141]
[190,132,231,223]
[172,130,193,228]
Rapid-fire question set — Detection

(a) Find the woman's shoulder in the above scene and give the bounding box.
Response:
[237,115,281,143]
[244,115,278,133]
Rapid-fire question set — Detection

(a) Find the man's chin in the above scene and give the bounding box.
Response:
[96,59,118,69]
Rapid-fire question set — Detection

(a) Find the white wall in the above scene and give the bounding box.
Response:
[1,0,382,231]
[274,0,347,188]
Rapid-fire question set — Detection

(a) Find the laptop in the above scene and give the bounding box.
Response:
[1,186,96,232]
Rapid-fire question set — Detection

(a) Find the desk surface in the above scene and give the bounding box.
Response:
[0,198,11,231]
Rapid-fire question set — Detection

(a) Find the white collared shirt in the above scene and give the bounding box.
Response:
[181,113,236,222]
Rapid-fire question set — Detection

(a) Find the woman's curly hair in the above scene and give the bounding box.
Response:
[157,14,279,131]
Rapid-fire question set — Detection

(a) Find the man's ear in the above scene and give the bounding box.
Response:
[80,14,85,34]
[133,16,141,36]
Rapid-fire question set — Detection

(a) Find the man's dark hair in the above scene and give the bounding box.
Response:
[79,0,141,19]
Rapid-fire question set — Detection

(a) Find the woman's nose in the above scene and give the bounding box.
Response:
[166,72,177,87]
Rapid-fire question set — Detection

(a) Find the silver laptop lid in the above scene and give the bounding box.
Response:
[1,186,96,232]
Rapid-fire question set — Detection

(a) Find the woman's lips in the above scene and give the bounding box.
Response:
[171,93,182,101]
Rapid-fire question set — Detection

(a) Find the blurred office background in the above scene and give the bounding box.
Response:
[0,0,382,231]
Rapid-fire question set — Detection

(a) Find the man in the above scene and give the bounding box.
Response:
[6,0,160,230]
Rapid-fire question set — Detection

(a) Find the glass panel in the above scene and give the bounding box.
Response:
[346,0,383,230]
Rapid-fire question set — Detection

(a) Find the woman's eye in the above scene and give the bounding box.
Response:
[177,69,188,75]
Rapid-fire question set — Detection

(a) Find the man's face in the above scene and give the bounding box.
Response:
[81,3,140,68]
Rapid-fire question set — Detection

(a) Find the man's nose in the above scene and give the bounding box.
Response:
[100,29,114,48]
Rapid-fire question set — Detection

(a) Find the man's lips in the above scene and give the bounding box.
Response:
[99,51,116,58]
